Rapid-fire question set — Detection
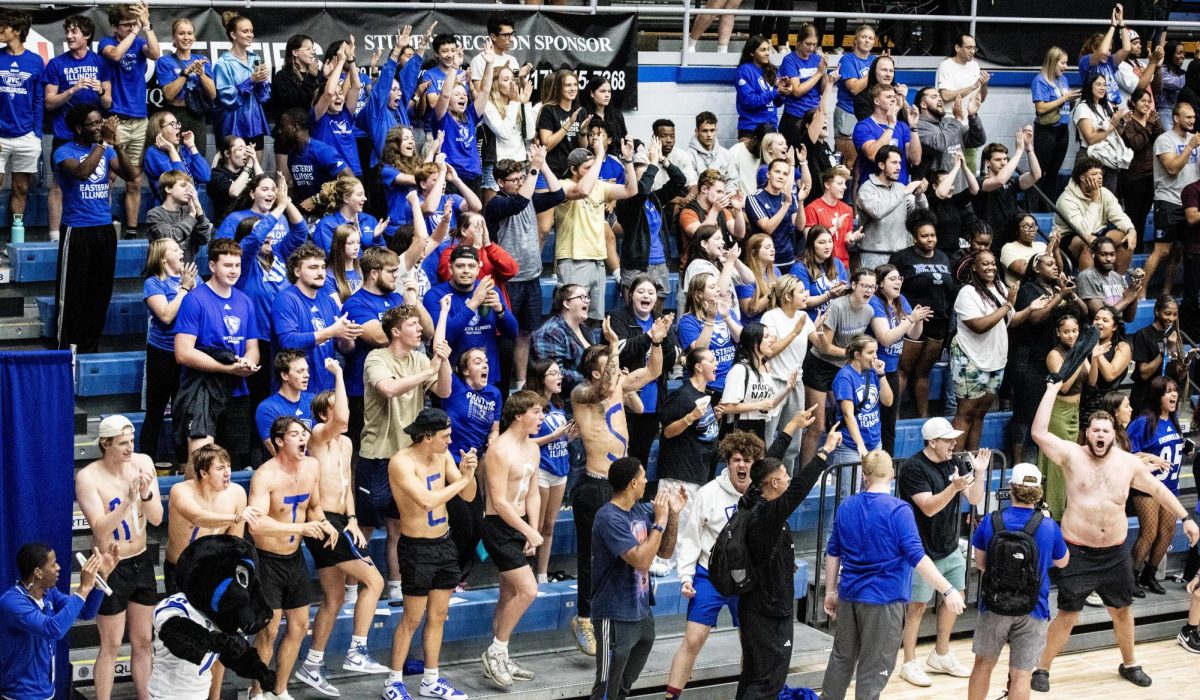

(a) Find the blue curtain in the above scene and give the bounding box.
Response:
[0,350,75,698]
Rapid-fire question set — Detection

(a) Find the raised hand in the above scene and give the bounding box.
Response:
[649,314,673,343]
[528,142,547,171]
[602,316,619,345]
[822,422,844,453]
[667,484,688,514]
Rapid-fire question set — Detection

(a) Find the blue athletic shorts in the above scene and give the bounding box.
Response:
[686,565,740,627]
[354,456,398,528]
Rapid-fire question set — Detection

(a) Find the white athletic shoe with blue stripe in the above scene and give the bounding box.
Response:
[418,677,468,699]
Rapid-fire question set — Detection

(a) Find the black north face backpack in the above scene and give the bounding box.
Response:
[708,506,755,596]
[979,509,1043,616]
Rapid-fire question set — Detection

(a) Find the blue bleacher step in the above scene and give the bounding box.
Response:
[6,240,148,283]
[75,350,145,396]
[37,292,148,340]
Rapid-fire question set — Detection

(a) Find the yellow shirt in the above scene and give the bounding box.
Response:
[554,181,610,261]
[360,347,434,459]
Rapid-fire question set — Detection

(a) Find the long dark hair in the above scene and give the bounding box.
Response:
[959,250,1007,311]
[873,264,905,320]
[738,35,777,84]
[1082,70,1113,117]
[525,358,564,409]
[686,225,723,266]
[731,321,768,375]
[1138,375,1181,446]
[1100,390,1132,451]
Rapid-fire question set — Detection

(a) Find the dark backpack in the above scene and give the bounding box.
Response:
[707,505,755,596]
[979,509,1043,616]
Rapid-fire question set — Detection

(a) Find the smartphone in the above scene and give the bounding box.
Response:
[1184,439,1196,458]
[253,58,263,68]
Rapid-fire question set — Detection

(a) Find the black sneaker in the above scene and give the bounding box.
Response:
[1179,628,1200,654]
[1118,664,1152,687]
[1031,669,1049,693]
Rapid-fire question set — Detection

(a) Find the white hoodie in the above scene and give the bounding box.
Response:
[676,469,745,584]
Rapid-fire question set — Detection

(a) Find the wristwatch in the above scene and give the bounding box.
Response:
[651,523,665,534]
[941,586,956,598]
[1184,514,1194,523]
[528,168,538,177]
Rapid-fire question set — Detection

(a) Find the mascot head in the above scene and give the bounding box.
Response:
[174,535,271,635]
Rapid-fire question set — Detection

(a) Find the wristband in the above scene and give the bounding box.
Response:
[941,586,956,598]
[140,491,154,502]
[651,523,665,534]
[651,339,663,347]
[1184,514,1194,523]
[347,515,358,520]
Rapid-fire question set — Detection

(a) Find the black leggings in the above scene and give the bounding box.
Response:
[142,344,180,461]
[749,0,792,46]
[1006,351,1045,451]
[879,370,900,455]
[1120,173,1153,252]
[1032,123,1070,207]
[627,411,660,473]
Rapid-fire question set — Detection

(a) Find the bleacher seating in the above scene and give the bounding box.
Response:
[7,240,149,283]
[37,293,148,341]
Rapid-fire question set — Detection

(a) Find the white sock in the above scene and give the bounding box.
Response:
[388,671,404,684]
[537,573,548,584]
[489,637,508,656]
[687,38,697,51]
[717,44,730,53]
[350,635,367,651]
[423,667,438,685]
[305,649,324,666]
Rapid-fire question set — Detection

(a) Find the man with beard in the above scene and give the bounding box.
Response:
[1076,235,1143,322]
[913,87,986,192]
[1143,101,1200,297]
[422,245,517,384]
[1030,381,1200,691]
[341,247,403,448]
[271,242,362,394]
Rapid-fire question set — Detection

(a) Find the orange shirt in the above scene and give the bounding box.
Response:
[804,197,854,269]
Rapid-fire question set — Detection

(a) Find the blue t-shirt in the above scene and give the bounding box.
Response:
[678,313,737,391]
[380,165,416,232]
[98,35,149,118]
[1078,54,1122,105]
[444,374,501,459]
[779,50,823,117]
[537,405,571,477]
[45,51,110,139]
[235,215,309,341]
[154,53,213,107]
[1031,73,1071,127]
[748,189,798,266]
[254,390,316,442]
[598,154,628,184]
[852,117,913,184]
[421,281,518,385]
[790,258,849,320]
[420,65,453,130]
[827,492,926,604]
[53,141,117,227]
[836,53,876,114]
[735,282,763,324]
[144,275,181,353]
[173,283,260,398]
[340,288,402,397]
[868,295,912,373]
[1128,415,1184,494]
[312,106,363,177]
[312,211,383,254]
[270,284,342,394]
[436,103,482,180]
[832,364,882,450]
[322,268,363,299]
[0,48,46,138]
[634,315,659,414]
[971,506,1067,620]
[646,199,666,265]
[591,501,655,622]
[289,139,347,203]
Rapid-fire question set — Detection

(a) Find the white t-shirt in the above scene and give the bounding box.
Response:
[149,594,217,700]
[936,58,982,120]
[470,51,520,82]
[953,284,1011,371]
[721,361,783,421]
[999,240,1045,288]
[1072,101,1112,136]
[761,306,811,383]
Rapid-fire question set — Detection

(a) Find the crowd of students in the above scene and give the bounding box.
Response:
[2,3,1200,700]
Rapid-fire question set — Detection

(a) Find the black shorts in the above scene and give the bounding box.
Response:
[1056,540,1135,612]
[257,548,312,610]
[354,456,399,528]
[99,548,160,615]
[163,559,179,596]
[245,134,266,152]
[505,278,544,333]
[802,350,840,393]
[304,512,373,570]
[397,533,460,597]
[1153,201,1185,243]
[915,317,948,343]
[183,394,251,455]
[482,514,531,572]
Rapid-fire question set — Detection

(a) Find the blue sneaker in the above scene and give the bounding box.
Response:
[418,677,467,699]
[381,680,413,700]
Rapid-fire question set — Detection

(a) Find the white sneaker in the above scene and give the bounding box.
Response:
[418,677,467,699]
[294,664,340,697]
[344,645,390,674]
[926,650,971,678]
[1085,592,1104,607]
[536,573,548,584]
[899,660,931,687]
[344,584,358,605]
[48,231,59,242]
[387,581,403,600]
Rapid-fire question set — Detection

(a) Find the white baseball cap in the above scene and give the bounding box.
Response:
[1010,463,1042,487]
[921,416,964,441]
[98,414,135,439]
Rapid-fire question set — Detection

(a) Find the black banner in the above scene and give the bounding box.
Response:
[21,7,638,111]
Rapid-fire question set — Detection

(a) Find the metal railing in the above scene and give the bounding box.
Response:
[806,449,1009,628]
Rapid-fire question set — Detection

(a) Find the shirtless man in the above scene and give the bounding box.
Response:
[1031,381,1200,691]
[569,316,669,655]
[162,443,258,700]
[246,416,339,700]
[295,359,390,696]
[75,414,164,700]
[382,408,478,700]
[480,390,546,687]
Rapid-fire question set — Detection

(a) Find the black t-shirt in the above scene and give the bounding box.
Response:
[1015,280,1060,363]
[208,165,239,220]
[929,190,977,253]
[974,174,1021,248]
[658,382,721,485]
[890,246,955,322]
[898,451,961,559]
[537,103,583,177]
[799,131,834,205]
[1130,324,1166,409]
